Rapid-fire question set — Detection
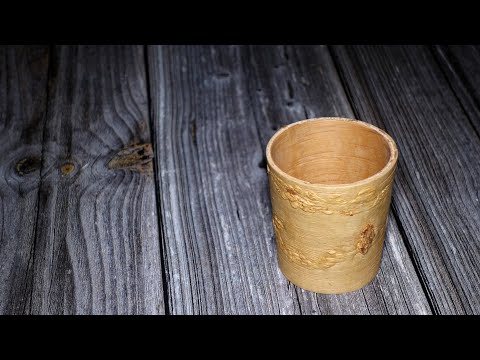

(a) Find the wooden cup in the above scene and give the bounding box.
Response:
[266,117,398,294]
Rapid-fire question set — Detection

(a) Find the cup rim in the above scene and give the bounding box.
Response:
[266,117,398,189]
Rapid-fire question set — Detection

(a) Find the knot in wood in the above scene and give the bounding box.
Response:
[357,224,376,255]
[108,143,154,175]
[60,162,75,176]
[15,156,41,176]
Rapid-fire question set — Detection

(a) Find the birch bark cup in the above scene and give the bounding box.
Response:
[266,117,398,294]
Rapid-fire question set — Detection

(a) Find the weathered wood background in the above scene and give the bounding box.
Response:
[0,45,478,314]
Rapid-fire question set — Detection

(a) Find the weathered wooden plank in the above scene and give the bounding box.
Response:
[148,45,430,314]
[0,46,49,314]
[29,46,164,314]
[433,45,480,136]
[330,45,480,314]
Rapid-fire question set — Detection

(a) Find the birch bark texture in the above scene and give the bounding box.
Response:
[267,118,398,293]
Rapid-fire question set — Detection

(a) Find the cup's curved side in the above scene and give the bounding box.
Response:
[266,117,398,294]
[268,163,396,294]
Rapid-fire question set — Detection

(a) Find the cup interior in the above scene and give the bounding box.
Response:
[268,119,394,185]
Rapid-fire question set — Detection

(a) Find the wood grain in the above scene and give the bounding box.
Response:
[148,45,430,314]
[330,45,480,314]
[432,45,480,136]
[0,46,49,314]
[29,46,164,314]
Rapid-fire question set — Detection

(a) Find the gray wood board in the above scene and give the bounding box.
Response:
[433,45,480,137]
[330,45,480,314]
[0,46,49,314]
[148,45,430,314]
[29,46,164,314]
